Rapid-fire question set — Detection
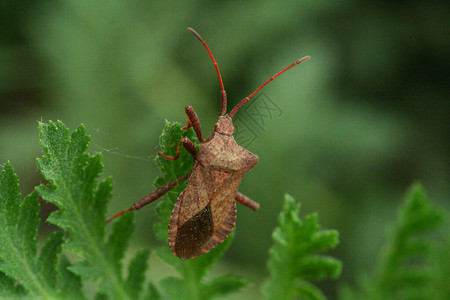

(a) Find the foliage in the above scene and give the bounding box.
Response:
[2,4,450,299]
[263,194,342,300]
[0,121,150,299]
[0,120,379,300]
[2,120,448,300]
[340,184,447,300]
[0,162,79,299]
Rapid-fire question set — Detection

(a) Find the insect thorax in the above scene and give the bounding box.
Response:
[198,133,258,173]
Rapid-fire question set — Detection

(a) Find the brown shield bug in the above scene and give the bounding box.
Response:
[106,27,310,259]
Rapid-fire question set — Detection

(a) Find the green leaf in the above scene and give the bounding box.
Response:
[156,121,198,190]
[38,231,65,289]
[263,194,342,300]
[144,282,161,300]
[0,162,82,299]
[159,277,188,299]
[0,270,25,297]
[106,212,134,274]
[35,120,149,300]
[376,184,445,299]
[152,121,249,299]
[203,274,250,298]
[434,238,450,299]
[0,162,48,297]
[59,255,84,300]
[125,249,150,299]
[341,183,446,300]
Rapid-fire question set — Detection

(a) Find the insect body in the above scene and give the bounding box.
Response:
[106,27,310,259]
[169,115,258,259]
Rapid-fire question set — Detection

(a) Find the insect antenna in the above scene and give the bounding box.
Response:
[188,27,227,116]
[229,55,311,118]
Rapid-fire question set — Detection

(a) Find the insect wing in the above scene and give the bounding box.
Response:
[168,163,240,259]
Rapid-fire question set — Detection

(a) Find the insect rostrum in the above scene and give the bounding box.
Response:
[106,27,310,260]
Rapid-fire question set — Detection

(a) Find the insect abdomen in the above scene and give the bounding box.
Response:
[174,203,213,259]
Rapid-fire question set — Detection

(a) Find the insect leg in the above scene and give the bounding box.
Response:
[235,192,260,211]
[105,174,189,223]
[158,137,197,160]
[183,105,206,143]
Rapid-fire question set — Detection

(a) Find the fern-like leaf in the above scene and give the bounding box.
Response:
[377,184,445,299]
[341,183,446,300]
[263,194,342,300]
[0,162,81,299]
[35,120,149,300]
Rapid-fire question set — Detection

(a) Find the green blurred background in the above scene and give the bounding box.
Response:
[1,1,449,298]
